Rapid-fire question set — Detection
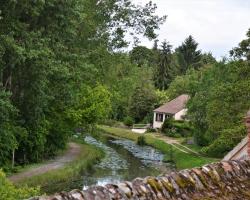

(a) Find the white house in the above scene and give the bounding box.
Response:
[153,94,189,129]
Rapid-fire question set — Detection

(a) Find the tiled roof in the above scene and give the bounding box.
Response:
[154,94,189,114]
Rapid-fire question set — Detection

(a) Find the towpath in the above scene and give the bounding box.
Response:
[8,142,81,182]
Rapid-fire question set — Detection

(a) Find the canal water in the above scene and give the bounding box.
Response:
[43,134,173,193]
[82,135,171,189]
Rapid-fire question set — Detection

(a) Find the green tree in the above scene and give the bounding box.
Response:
[0,0,166,167]
[154,41,174,90]
[67,85,111,128]
[167,69,200,99]
[187,61,250,156]
[176,35,202,74]
[0,90,17,167]
[201,52,217,65]
[129,74,157,122]
[230,28,250,60]
[130,46,154,67]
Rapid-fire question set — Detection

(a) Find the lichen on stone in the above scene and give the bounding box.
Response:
[32,160,250,200]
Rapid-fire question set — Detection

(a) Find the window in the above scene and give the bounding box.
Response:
[156,113,163,122]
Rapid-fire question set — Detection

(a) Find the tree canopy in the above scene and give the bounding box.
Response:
[0,0,166,168]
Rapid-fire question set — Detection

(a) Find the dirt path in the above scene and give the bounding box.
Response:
[152,133,200,155]
[8,142,81,183]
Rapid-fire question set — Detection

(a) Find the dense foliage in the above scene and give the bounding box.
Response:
[0,0,165,169]
[161,118,193,138]
[167,29,250,157]
[0,170,39,200]
[0,0,249,175]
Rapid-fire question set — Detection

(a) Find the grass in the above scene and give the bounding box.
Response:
[99,125,218,170]
[144,135,218,169]
[182,143,204,152]
[99,125,140,141]
[16,139,104,194]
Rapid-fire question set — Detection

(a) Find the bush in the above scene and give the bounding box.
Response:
[0,170,40,200]
[146,127,157,133]
[161,118,174,131]
[161,118,193,137]
[166,128,182,138]
[137,135,146,146]
[141,112,154,124]
[101,119,118,126]
[123,116,134,127]
[172,121,193,137]
[201,126,246,157]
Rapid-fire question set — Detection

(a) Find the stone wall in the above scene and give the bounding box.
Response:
[31,160,250,200]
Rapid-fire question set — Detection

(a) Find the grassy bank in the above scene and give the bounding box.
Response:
[16,140,104,194]
[99,125,218,169]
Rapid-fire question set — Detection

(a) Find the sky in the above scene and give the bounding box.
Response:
[132,0,250,59]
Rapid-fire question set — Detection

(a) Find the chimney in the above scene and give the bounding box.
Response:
[245,110,250,159]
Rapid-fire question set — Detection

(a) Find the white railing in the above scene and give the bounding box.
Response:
[132,124,151,129]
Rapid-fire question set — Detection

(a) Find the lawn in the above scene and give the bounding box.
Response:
[99,125,218,170]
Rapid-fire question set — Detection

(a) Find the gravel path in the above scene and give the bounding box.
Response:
[8,142,81,183]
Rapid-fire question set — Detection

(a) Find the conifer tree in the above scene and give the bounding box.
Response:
[176,35,202,74]
[154,41,173,90]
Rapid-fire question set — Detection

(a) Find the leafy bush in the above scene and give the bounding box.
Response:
[146,127,157,133]
[161,118,192,137]
[0,170,40,200]
[186,61,250,156]
[161,118,174,131]
[137,135,146,145]
[172,121,193,136]
[123,116,134,127]
[201,126,246,157]
[101,119,119,127]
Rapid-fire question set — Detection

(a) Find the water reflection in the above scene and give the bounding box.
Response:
[83,135,167,189]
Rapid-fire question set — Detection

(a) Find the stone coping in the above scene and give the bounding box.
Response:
[30,160,250,200]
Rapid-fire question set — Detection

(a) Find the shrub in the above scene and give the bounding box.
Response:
[201,126,246,157]
[162,118,193,137]
[123,116,134,127]
[161,118,174,132]
[0,170,40,200]
[137,135,146,146]
[146,127,157,133]
[172,121,193,137]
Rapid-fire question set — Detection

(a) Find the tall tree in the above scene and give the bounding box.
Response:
[230,28,250,61]
[129,46,154,67]
[176,35,202,74]
[0,0,166,167]
[154,41,173,90]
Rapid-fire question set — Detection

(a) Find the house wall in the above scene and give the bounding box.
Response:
[223,110,250,161]
[153,110,187,129]
[153,112,165,129]
[174,109,187,120]
[223,137,248,161]
[231,145,248,160]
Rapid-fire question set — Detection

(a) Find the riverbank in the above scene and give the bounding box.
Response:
[9,143,82,182]
[99,125,218,169]
[12,140,104,194]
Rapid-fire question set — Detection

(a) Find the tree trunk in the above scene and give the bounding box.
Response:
[12,149,15,168]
